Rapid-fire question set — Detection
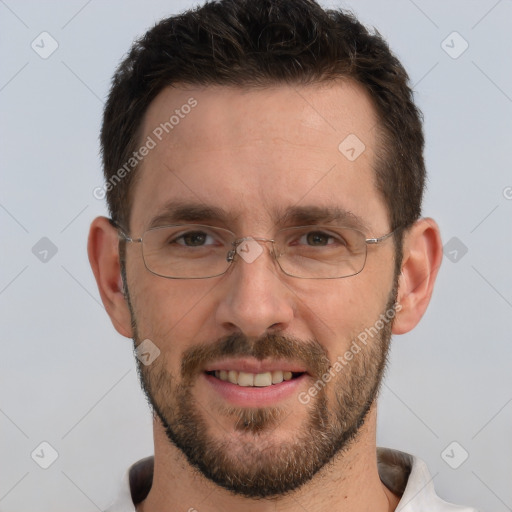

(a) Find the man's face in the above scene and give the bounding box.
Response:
[123,81,398,497]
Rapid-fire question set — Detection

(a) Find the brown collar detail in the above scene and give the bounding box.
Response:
[377,447,413,496]
[129,456,154,505]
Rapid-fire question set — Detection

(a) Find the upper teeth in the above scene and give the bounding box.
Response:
[213,370,294,386]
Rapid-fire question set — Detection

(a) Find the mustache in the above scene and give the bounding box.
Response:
[180,332,332,382]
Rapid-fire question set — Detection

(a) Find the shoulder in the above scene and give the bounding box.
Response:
[103,456,154,512]
[377,447,479,512]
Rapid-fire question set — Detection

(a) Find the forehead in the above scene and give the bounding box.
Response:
[130,81,386,234]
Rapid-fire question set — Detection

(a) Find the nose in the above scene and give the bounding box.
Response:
[214,240,295,338]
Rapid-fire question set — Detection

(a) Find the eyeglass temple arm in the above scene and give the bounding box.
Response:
[108,218,142,243]
[365,229,397,245]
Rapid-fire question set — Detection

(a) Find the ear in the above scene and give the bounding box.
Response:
[392,217,443,335]
[87,216,133,338]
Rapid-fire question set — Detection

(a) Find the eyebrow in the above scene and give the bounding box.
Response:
[276,205,371,232]
[147,201,371,233]
[148,202,231,228]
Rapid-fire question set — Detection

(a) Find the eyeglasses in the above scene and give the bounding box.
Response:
[114,222,396,279]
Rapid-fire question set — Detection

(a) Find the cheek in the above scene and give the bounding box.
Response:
[127,267,217,353]
[292,278,392,355]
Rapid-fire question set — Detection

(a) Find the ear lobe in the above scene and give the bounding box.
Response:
[87,216,133,338]
[392,218,443,335]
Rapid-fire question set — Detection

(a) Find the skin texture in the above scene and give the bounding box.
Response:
[88,80,443,512]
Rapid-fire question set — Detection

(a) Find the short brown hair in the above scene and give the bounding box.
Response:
[101,0,425,241]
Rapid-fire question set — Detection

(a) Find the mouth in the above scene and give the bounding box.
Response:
[205,369,306,387]
[202,359,310,407]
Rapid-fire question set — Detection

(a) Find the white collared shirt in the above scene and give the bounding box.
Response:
[104,448,478,511]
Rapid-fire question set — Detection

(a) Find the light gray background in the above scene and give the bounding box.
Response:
[1,1,511,510]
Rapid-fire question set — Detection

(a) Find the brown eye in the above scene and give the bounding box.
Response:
[306,232,331,246]
[180,231,208,246]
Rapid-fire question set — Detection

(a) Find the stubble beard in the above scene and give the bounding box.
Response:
[123,270,398,498]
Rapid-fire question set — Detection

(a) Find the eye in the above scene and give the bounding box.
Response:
[297,231,346,247]
[174,230,217,247]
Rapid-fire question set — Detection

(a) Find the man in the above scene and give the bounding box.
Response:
[88,1,476,510]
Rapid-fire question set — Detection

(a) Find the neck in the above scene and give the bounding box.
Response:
[137,404,400,512]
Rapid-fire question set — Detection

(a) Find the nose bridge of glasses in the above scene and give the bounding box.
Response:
[227,236,277,264]
[234,236,275,247]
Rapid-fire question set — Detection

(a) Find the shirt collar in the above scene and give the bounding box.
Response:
[104,448,476,512]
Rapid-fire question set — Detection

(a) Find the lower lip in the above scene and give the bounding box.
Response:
[203,372,309,407]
